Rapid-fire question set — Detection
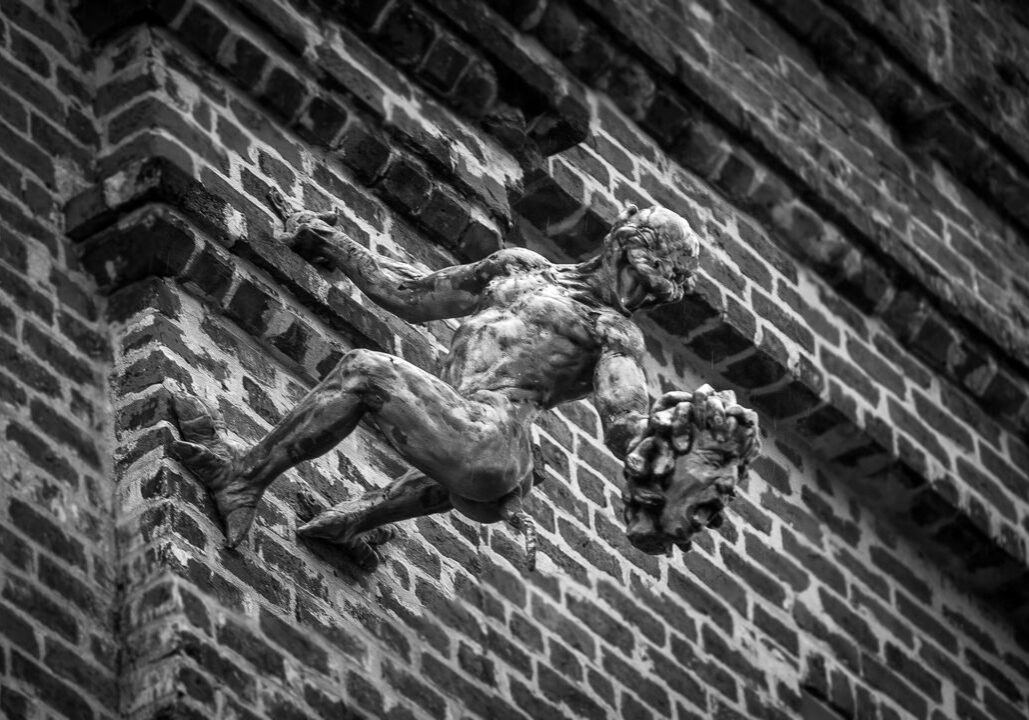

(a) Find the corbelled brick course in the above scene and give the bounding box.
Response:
[2,0,1029,718]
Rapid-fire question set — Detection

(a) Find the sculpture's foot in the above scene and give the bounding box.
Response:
[296,491,396,571]
[167,395,260,548]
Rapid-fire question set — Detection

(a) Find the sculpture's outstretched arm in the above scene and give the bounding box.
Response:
[269,189,546,323]
[592,314,650,460]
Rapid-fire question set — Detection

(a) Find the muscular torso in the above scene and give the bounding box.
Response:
[441,266,614,408]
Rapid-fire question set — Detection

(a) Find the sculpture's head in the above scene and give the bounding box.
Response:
[622,387,761,556]
[601,204,700,313]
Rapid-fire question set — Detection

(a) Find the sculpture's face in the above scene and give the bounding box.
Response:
[602,205,700,313]
[623,431,747,555]
[622,387,761,556]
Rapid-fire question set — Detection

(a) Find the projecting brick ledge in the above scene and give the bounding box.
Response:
[74,0,589,195]
[511,150,1029,613]
[66,157,435,373]
[66,157,1029,617]
[74,0,516,229]
[757,0,1029,234]
[485,0,1029,438]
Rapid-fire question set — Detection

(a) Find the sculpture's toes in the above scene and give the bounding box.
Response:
[171,395,223,446]
[296,506,353,542]
[315,208,339,225]
[296,508,390,546]
[224,504,258,549]
[297,514,337,541]
[296,490,328,524]
[347,538,381,572]
[363,526,395,546]
[267,187,298,221]
[297,520,382,570]
[297,516,391,571]
[168,441,233,490]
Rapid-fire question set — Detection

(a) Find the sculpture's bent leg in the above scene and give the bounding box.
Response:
[297,469,452,570]
[298,468,539,571]
[170,348,532,548]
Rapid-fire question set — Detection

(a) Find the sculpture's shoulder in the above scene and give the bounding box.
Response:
[481,246,551,276]
[594,309,645,359]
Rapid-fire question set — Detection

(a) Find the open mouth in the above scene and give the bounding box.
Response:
[618,265,651,311]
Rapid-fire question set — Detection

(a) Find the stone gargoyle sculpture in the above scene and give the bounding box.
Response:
[168,191,760,570]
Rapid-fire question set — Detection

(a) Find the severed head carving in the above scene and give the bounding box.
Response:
[622,385,761,555]
[600,204,701,313]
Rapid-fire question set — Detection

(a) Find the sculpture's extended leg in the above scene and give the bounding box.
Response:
[169,358,371,547]
[297,467,539,570]
[169,348,533,548]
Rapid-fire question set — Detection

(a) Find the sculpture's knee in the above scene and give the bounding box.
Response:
[338,348,390,372]
[333,349,395,407]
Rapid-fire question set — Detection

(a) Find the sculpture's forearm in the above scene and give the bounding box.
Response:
[296,225,437,321]
[593,329,650,461]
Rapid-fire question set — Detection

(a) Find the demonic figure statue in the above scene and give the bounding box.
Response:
[169,191,760,570]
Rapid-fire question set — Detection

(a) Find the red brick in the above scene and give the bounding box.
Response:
[30,398,102,469]
[530,592,595,660]
[259,66,309,123]
[10,650,95,720]
[259,607,330,675]
[753,604,798,657]
[538,661,607,718]
[175,3,229,62]
[382,659,446,720]
[602,647,672,715]
[377,153,433,213]
[338,120,392,184]
[781,528,845,595]
[43,637,115,707]
[0,601,40,657]
[3,574,79,644]
[375,2,436,67]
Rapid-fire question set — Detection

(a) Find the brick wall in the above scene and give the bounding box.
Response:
[0,1,117,719]
[2,0,1028,719]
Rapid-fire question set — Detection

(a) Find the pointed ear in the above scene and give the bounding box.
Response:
[615,203,639,224]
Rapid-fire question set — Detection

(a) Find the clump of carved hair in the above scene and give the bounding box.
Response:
[609,205,701,303]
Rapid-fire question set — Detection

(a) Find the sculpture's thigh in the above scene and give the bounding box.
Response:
[361,355,531,503]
